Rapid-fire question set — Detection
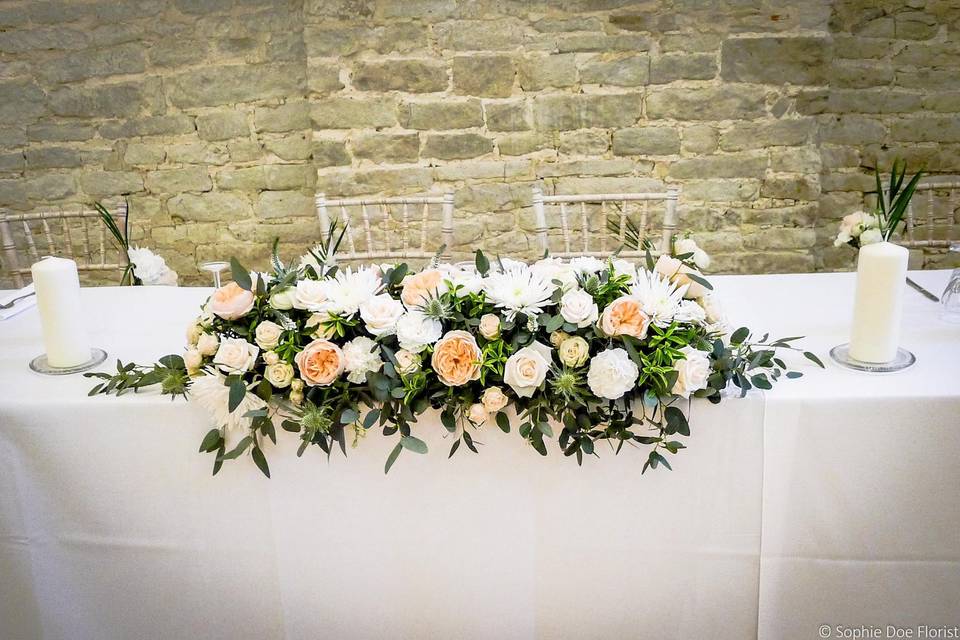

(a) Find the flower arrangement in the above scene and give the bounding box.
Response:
[834,160,923,249]
[87,232,821,477]
[95,202,178,286]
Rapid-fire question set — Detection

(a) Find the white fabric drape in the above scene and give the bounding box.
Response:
[1,271,957,640]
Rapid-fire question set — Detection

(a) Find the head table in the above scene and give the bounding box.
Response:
[0,270,957,640]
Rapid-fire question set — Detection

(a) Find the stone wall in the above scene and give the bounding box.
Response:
[1,0,959,284]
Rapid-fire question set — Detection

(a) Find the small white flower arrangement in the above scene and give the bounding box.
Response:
[834,160,923,250]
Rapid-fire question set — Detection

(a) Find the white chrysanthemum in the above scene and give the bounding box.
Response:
[674,299,707,325]
[483,267,556,320]
[631,269,687,328]
[319,266,383,317]
[396,310,443,353]
[490,257,528,273]
[342,336,384,384]
[190,370,266,437]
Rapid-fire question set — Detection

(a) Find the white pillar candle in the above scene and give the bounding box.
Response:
[31,257,91,368]
[848,241,908,363]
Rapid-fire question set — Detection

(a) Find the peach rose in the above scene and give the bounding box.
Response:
[294,338,345,386]
[655,254,707,299]
[600,295,650,339]
[209,282,255,320]
[401,269,444,308]
[431,330,482,387]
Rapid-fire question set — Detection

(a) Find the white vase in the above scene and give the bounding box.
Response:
[848,241,909,363]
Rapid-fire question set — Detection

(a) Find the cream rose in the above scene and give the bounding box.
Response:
[396,311,442,353]
[401,268,445,308]
[467,403,488,426]
[294,339,345,386]
[186,321,202,346]
[394,348,421,375]
[478,313,501,340]
[305,312,337,339]
[672,346,711,399]
[587,348,639,400]
[481,386,509,413]
[263,351,280,366]
[359,293,405,337]
[213,337,259,373]
[674,237,711,271]
[184,347,202,374]
[197,332,220,357]
[558,336,590,368]
[655,254,707,299]
[293,279,329,311]
[265,362,295,388]
[559,288,598,328]
[269,287,296,310]
[431,330,482,387]
[503,342,552,398]
[549,330,570,348]
[255,320,283,351]
[599,295,650,339]
[209,282,255,321]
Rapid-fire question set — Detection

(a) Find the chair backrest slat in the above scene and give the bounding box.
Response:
[533,188,681,259]
[40,217,55,255]
[22,220,39,263]
[315,185,455,263]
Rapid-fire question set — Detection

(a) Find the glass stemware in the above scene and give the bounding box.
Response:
[199,261,229,288]
[941,242,960,323]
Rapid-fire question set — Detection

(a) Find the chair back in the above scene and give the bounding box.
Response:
[869,179,960,249]
[532,187,679,258]
[0,201,128,288]
[315,192,455,264]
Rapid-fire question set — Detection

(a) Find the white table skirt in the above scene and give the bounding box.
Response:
[1,271,958,640]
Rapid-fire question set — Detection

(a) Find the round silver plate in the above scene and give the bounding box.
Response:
[829,343,916,373]
[29,348,108,375]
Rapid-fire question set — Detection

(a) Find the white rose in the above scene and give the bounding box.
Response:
[503,342,552,398]
[610,258,637,280]
[184,347,202,373]
[395,311,442,353]
[293,279,329,311]
[587,348,639,400]
[478,313,501,340]
[439,265,483,297]
[394,348,421,375]
[672,345,712,399]
[674,299,707,325]
[481,386,509,413]
[264,362,294,388]
[342,336,384,384]
[558,336,590,368]
[212,337,259,373]
[675,237,711,271]
[186,321,202,346]
[263,351,280,366]
[700,294,726,325]
[559,289,599,328]
[860,228,883,246]
[254,320,283,351]
[197,332,220,357]
[531,257,579,291]
[467,403,488,426]
[359,293,405,337]
[269,287,296,310]
[568,256,605,275]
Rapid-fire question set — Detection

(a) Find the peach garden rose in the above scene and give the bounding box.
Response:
[401,268,445,308]
[599,295,650,340]
[431,330,482,387]
[209,282,255,320]
[294,338,345,386]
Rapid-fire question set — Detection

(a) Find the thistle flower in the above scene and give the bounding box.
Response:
[548,365,588,405]
[300,401,333,435]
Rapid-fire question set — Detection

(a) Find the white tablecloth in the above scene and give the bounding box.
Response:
[1,271,958,640]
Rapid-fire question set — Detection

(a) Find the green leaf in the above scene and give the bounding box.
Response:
[218,435,253,461]
[281,419,301,433]
[400,435,428,454]
[230,257,252,291]
[621,335,644,367]
[440,409,456,433]
[664,406,690,437]
[255,379,272,402]
[750,374,772,390]
[686,271,713,291]
[475,249,490,275]
[158,354,185,370]
[495,411,510,433]
[251,447,270,478]
[199,428,222,453]
[786,371,803,379]
[537,421,554,438]
[388,263,408,286]
[340,407,359,424]
[362,409,381,429]
[803,351,824,368]
[228,378,246,413]
[384,442,403,474]
[448,439,461,458]
[730,327,750,345]
[212,443,225,476]
[580,437,594,455]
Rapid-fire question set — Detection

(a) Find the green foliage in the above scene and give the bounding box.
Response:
[868,159,924,241]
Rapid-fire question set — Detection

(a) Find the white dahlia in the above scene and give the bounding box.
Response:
[483,267,556,321]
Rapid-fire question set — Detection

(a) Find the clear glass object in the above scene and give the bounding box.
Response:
[30,348,108,375]
[941,242,960,323]
[199,261,230,288]
[829,344,916,373]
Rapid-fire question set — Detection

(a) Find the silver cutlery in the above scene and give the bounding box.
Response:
[906,277,939,302]
[0,291,35,309]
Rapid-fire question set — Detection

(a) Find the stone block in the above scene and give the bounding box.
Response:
[197,112,249,141]
[452,55,514,98]
[558,131,609,155]
[145,168,212,194]
[24,173,76,200]
[312,97,397,129]
[35,43,146,84]
[398,99,482,130]
[312,140,351,167]
[647,86,767,120]
[352,133,420,163]
[650,53,716,84]
[613,127,680,156]
[760,176,820,201]
[769,147,822,173]
[682,179,761,202]
[167,63,305,108]
[890,116,960,143]
[25,147,81,169]
[166,142,228,165]
[422,133,493,160]
[264,134,312,161]
[79,171,144,196]
[555,33,651,53]
[669,151,768,180]
[168,192,250,222]
[216,164,314,191]
[27,123,95,143]
[434,19,525,50]
[99,115,195,139]
[316,167,433,196]
[123,142,166,165]
[496,132,552,156]
[743,228,818,250]
[352,59,447,93]
[719,119,815,151]
[0,80,49,123]
[819,115,886,145]
[533,94,641,130]
[0,151,24,172]
[580,55,649,87]
[307,64,345,95]
[682,125,718,154]
[255,190,313,219]
[484,100,530,132]
[0,27,88,54]
[0,179,26,206]
[517,54,578,91]
[721,37,831,85]
[254,102,310,133]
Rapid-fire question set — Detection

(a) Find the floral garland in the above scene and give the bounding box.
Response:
[87,237,821,477]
